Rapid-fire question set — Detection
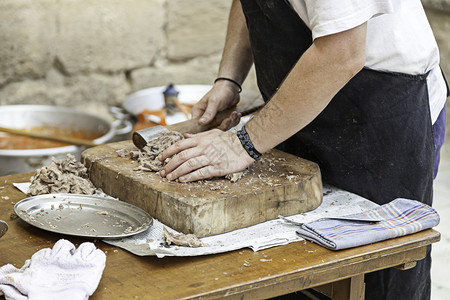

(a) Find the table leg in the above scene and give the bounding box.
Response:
[313,274,365,300]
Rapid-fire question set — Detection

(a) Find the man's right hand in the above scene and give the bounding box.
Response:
[192,80,242,130]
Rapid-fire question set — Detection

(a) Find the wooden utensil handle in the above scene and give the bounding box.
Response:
[166,107,234,134]
[0,126,97,147]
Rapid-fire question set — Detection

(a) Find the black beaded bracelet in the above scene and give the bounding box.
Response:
[237,126,262,160]
[214,77,242,93]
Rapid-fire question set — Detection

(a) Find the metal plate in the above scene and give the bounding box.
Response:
[14,194,153,239]
[0,220,7,238]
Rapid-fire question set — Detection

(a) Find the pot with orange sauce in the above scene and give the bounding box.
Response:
[0,105,132,175]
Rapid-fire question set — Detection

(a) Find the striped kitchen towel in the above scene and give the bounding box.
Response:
[295,198,440,250]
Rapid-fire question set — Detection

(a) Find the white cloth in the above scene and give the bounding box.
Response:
[0,239,106,300]
[288,0,447,124]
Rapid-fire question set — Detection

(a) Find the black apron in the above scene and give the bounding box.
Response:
[240,1,435,299]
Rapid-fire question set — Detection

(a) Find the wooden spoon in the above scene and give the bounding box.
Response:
[0,126,98,147]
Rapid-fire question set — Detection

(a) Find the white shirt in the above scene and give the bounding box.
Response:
[288,0,447,124]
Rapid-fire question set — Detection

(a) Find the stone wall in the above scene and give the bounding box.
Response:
[0,0,449,151]
[0,0,258,117]
[423,0,450,11]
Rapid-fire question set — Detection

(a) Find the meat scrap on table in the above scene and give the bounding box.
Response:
[162,226,205,247]
[28,154,95,196]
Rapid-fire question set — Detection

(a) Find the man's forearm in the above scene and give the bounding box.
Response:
[246,23,367,153]
[217,0,253,84]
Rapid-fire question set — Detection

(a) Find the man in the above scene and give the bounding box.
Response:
[159,1,448,299]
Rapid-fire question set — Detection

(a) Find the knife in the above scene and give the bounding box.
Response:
[132,96,265,149]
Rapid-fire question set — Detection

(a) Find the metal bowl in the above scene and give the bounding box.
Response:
[0,105,131,176]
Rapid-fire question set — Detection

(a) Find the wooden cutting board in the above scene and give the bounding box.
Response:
[82,140,322,237]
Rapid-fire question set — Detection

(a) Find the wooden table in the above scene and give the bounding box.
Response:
[0,172,441,300]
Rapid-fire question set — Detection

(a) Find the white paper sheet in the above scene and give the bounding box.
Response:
[13,183,378,258]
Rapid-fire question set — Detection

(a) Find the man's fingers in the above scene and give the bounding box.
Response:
[198,102,221,124]
[218,111,241,131]
[158,138,198,161]
[191,101,207,119]
[178,166,219,182]
[161,146,205,177]
[165,155,210,181]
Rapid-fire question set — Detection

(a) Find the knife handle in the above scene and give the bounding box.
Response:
[166,107,234,134]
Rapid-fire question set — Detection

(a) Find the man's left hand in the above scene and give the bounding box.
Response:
[158,129,254,182]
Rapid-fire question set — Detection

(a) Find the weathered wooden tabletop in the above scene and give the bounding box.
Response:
[0,172,440,300]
